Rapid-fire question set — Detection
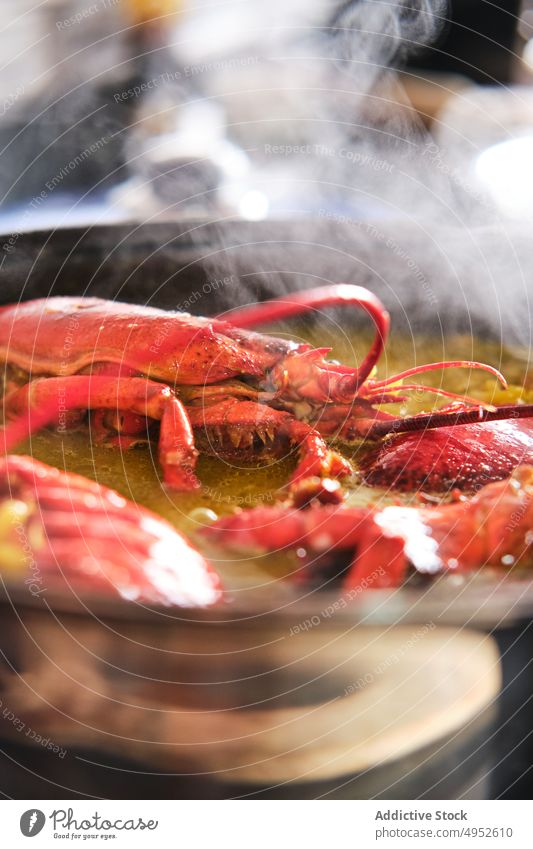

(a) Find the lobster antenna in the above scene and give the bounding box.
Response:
[369,360,507,390]
[368,404,533,438]
[220,285,390,389]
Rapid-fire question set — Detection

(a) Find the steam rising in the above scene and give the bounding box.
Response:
[328,0,447,77]
[190,0,531,354]
[0,0,529,353]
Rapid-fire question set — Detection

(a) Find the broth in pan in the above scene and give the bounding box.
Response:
[14,330,531,595]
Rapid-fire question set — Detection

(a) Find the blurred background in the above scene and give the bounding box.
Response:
[1,0,533,233]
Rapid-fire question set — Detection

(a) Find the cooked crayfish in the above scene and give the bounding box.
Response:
[0,455,221,606]
[205,466,533,589]
[2,286,530,502]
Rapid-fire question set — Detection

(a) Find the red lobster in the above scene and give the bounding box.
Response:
[205,466,533,589]
[0,455,220,606]
[1,286,531,501]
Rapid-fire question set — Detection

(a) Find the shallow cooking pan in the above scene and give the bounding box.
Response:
[0,219,531,799]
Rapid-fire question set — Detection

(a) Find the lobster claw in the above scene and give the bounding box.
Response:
[0,455,221,607]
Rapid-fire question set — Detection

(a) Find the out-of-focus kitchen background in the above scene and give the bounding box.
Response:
[1,0,533,235]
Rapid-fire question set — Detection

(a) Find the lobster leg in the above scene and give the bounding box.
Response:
[286,418,351,503]
[1,376,200,490]
[89,409,150,449]
[186,398,352,503]
[219,285,390,390]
